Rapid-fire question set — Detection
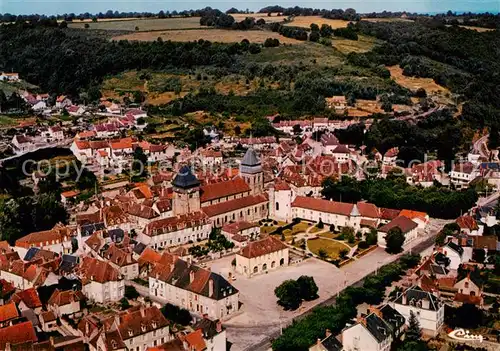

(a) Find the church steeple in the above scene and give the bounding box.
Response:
[240,148,264,195]
[172,165,201,215]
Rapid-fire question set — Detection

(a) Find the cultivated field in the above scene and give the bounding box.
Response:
[69,17,203,31]
[334,34,379,54]
[112,29,302,44]
[284,16,351,28]
[232,13,287,23]
[363,17,414,23]
[387,65,450,94]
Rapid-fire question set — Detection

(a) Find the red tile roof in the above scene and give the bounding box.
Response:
[454,293,482,305]
[0,279,15,297]
[222,221,258,235]
[10,288,42,309]
[48,289,83,307]
[378,216,418,234]
[239,236,287,259]
[0,321,37,349]
[356,202,380,219]
[200,177,250,203]
[15,225,74,249]
[78,256,121,284]
[184,329,206,351]
[456,215,479,231]
[203,194,268,218]
[144,212,209,237]
[379,208,401,221]
[399,209,428,222]
[292,196,354,216]
[116,306,169,340]
[0,302,19,323]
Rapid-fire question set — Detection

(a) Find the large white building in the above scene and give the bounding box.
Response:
[377,216,419,249]
[235,236,289,278]
[148,254,239,320]
[391,286,445,336]
[79,256,125,303]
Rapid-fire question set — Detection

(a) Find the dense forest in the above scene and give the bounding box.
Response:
[0,23,260,96]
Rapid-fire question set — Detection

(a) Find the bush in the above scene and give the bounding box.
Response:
[358,241,369,249]
[263,38,280,47]
[124,286,140,300]
[161,303,192,325]
[317,219,324,229]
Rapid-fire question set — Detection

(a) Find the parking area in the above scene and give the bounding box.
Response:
[206,255,343,326]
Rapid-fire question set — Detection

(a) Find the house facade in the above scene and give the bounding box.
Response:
[235,236,289,278]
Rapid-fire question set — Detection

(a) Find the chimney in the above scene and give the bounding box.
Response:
[402,292,407,305]
[208,279,214,297]
[140,306,145,318]
[189,270,195,284]
[216,320,222,333]
[421,298,430,310]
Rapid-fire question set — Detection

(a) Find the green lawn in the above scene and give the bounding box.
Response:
[307,238,350,259]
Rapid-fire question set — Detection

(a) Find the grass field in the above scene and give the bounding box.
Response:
[307,238,349,259]
[363,18,414,23]
[284,16,350,29]
[387,65,450,94]
[334,34,379,54]
[232,13,287,23]
[245,42,343,66]
[113,28,301,44]
[69,17,203,31]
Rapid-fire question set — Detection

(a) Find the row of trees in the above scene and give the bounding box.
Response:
[272,254,421,350]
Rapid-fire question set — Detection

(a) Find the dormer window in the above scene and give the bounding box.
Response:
[141,324,146,332]
[152,321,157,329]
[128,329,133,337]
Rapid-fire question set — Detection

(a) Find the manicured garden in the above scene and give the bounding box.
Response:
[307,237,350,259]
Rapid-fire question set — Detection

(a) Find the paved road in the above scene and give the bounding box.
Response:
[234,227,443,351]
[473,134,489,159]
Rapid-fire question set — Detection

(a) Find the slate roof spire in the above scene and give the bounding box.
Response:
[172,165,200,189]
[240,148,262,174]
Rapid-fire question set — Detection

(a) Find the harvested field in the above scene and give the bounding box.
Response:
[363,18,414,23]
[69,17,202,31]
[387,65,449,94]
[284,16,350,28]
[457,25,496,32]
[232,13,287,23]
[334,34,379,54]
[112,29,301,43]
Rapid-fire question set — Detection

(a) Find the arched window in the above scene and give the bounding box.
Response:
[271,261,276,268]
[263,263,267,271]
[253,266,258,273]
[280,258,285,266]
[276,202,280,211]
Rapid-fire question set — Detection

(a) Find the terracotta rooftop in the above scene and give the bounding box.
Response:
[378,216,418,234]
[116,306,169,340]
[15,225,74,249]
[200,177,250,203]
[222,221,258,235]
[48,288,84,307]
[78,256,121,284]
[456,215,479,231]
[0,302,19,323]
[0,321,37,349]
[292,196,354,216]
[10,288,42,309]
[144,211,209,237]
[239,236,287,259]
[399,209,428,222]
[202,194,268,218]
[184,329,206,351]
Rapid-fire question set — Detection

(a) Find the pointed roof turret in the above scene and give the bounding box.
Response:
[240,148,262,174]
[172,165,200,189]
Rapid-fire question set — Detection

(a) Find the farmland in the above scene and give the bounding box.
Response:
[284,16,350,29]
[387,65,450,94]
[112,29,301,44]
[69,17,203,31]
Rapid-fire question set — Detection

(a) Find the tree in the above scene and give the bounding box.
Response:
[84,23,90,29]
[385,227,405,254]
[495,254,500,276]
[132,147,148,178]
[71,237,78,253]
[341,226,355,240]
[406,311,422,342]
[316,219,324,229]
[297,276,319,301]
[318,248,328,259]
[120,297,131,310]
[489,125,500,149]
[161,303,192,325]
[234,125,241,135]
[339,248,349,260]
[309,31,320,42]
[366,228,378,245]
[310,23,319,32]
[125,286,140,300]
[274,280,302,310]
[320,24,333,37]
